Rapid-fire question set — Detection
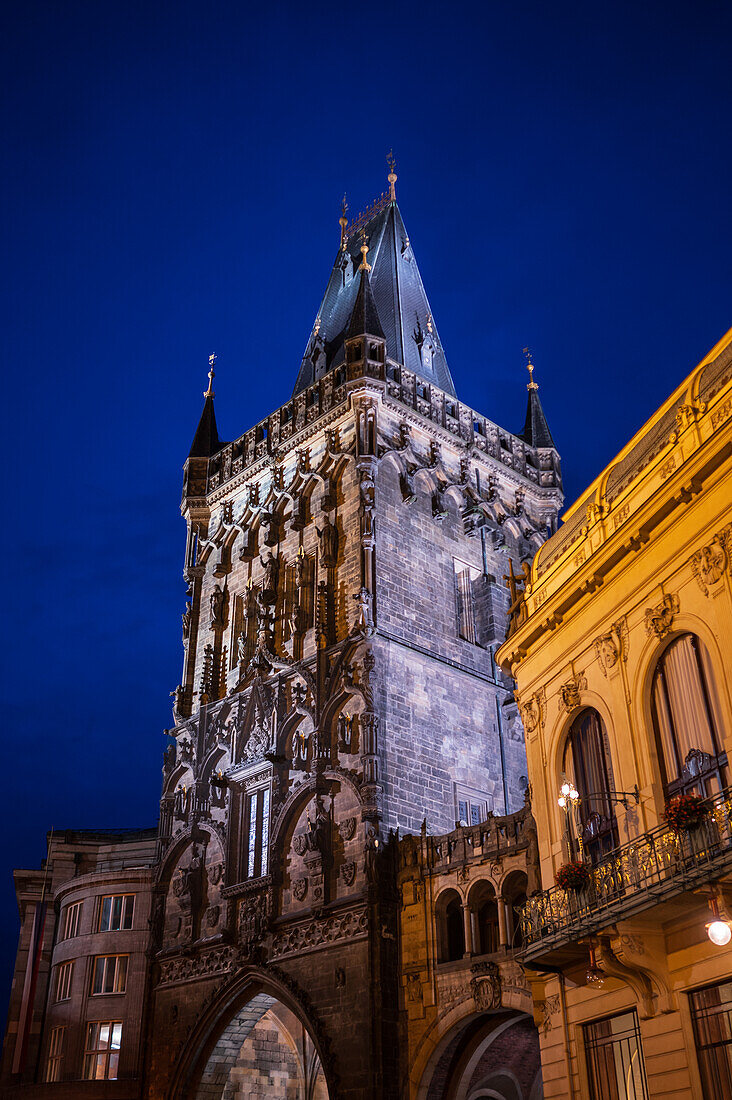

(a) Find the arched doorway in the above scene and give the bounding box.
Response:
[192,990,329,1100]
[422,1012,542,1100]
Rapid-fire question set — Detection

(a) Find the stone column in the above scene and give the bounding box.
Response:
[462,903,473,957]
[497,898,509,948]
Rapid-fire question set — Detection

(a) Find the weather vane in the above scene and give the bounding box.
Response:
[339,193,349,248]
[359,229,371,272]
[523,347,537,389]
[205,353,217,398]
[387,149,397,200]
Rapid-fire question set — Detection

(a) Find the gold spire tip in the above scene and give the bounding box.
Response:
[359,231,371,272]
[523,347,538,391]
[387,149,397,201]
[205,352,216,398]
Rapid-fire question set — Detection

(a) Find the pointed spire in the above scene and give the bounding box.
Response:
[520,349,555,448]
[189,354,221,458]
[347,268,385,341]
[387,149,397,201]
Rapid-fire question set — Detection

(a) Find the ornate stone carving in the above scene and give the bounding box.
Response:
[293,834,308,857]
[518,691,543,735]
[238,893,267,947]
[540,993,560,1034]
[406,971,423,1003]
[644,593,680,639]
[271,906,368,959]
[338,817,357,842]
[209,584,226,627]
[293,877,308,902]
[470,961,501,1011]
[207,861,224,886]
[157,944,236,987]
[690,531,729,596]
[205,904,220,928]
[558,673,586,713]
[341,861,357,886]
[594,618,629,676]
[317,514,340,567]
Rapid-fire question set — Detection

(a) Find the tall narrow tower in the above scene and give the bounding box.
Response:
[149,168,562,1098]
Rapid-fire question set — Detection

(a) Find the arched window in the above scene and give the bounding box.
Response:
[564,709,617,861]
[468,881,500,955]
[651,633,726,797]
[436,890,465,962]
[502,871,529,950]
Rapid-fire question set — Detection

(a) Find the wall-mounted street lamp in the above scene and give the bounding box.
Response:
[707,896,732,946]
[557,780,581,859]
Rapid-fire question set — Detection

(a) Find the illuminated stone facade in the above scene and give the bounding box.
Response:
[1,180,560,1098]
[497,326,732,1099]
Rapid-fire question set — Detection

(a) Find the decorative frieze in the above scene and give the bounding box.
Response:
[270,906,368,959]
[157,944,236,987]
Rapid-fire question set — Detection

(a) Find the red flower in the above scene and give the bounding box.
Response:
[664,794,708,833]
[556,860,592,892]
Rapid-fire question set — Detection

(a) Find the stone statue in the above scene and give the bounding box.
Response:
[293,725,310,768]
[210,585,225,627]
[317,515,339,567]
[236,631,247,664]
[181,601,192,640]
[304,796,329,854]
[260,550,279,597]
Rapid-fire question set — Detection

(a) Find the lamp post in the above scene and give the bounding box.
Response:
[557,779,581,860]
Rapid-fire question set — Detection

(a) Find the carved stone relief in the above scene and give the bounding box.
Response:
[690,527,730,596]
[595,618,629,676]
[644,593,680,639]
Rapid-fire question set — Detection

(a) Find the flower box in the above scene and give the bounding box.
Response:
[665,794,709,834]
[556,860,592,892]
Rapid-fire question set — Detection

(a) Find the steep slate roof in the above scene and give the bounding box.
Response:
[293,198,456,397]
[188,395,221,458]
[346,268,385,340]
[521,386,555,448]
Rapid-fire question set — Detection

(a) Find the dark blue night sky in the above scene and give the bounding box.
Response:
[1,0,731,1011]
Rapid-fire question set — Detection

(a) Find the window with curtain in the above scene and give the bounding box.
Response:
[651,633,725,797]
[584,1011,649,1100]
[690,981,732,1098]
[566,709,617,860]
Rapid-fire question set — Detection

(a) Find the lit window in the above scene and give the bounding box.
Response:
[91,955,128,996]
[60,900,82,941]
[230,771,272,883]
[651,632,726,797]
[689,980,732,1095]
[45,1025,65,1082]
[54,960,74,1003]
[584,1011,649,1100]
[83,1021,122,1081]
[98,895,134,932]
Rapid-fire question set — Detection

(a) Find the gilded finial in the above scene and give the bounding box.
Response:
[339,194,348,248]
[426,313,433,334]
[359,231,371,272]
[313,316,321,337]
[387,149,397,201]
[523,347,538,391]
[205,353,217,398]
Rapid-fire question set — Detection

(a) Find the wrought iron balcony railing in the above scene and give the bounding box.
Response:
[519,787,732,960]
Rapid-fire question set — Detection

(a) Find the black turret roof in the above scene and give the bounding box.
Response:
[521,386,555,448]
[188,395,221,458]
[346,268,385,341]
[293,198,456,396]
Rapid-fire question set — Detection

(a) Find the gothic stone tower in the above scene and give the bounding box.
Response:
[148,172,562,1098]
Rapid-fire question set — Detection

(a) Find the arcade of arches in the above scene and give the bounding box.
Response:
[193,993,328,1100]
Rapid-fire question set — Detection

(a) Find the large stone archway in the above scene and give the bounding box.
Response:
[422,1012,542,1100]
[194,990,329,1100]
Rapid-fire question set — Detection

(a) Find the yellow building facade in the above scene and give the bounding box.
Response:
[497,326,732,1099]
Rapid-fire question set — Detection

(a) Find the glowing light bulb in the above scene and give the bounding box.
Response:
[561,782,571,797]
[586,967,606,988]
[570,787,580,801]
[708,920,732,946]
[557,796,567,809]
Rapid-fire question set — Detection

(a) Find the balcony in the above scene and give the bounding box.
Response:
[519,786,732,964]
